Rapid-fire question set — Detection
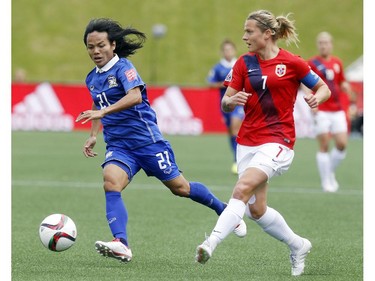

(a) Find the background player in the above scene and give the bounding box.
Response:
[76,18,246,263]
[195,10,331,276]
[307,31,354,192]
[207,39,244,174]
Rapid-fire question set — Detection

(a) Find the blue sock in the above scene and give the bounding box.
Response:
[189,182,226,215]
[105,191,128,246]
[230,136,237,161]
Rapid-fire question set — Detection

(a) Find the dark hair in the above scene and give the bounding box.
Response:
[83,18,146,58]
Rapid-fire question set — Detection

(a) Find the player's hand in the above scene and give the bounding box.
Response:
[75,109,105,124]
[304,93,319,109]
[83,136,98,158]
[222,91,251,112]
[231,91,251,106]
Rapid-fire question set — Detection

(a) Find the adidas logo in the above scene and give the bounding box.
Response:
[151,86,203,135]
[12,82,74,131]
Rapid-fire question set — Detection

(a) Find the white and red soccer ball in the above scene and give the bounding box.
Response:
[39,214,77,252]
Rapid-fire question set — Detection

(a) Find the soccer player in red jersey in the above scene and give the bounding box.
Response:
[307,32,354,192]
[195,10,331,276]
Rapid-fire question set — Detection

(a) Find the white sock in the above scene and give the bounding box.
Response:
[208,198,246,250]
[316,152,331,186]
[255,207,303,252]
[330,147,346,172]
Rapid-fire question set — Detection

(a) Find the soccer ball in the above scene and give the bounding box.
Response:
[39,214,77,252]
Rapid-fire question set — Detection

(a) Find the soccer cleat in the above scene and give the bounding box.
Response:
[330,173,339,191]
[95,238,132,263]
[231,163,238,174]
[290,238,312,276]
[322,183,338,193]
[321,179,337,193]
[195,239,213,264]
[233,219,247,238]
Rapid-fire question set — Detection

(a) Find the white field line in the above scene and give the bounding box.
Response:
[12,179,363,196]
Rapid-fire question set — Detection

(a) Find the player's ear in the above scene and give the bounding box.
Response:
[264,29,274,39]
[111,41,116,51]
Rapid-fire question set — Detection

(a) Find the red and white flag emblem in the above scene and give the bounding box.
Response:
[125,69,137,82]
[275,64,286,77]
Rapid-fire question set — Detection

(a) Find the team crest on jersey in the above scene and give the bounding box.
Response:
[107,75,118,88]
[275,64,286,77]
[225,69,233,82]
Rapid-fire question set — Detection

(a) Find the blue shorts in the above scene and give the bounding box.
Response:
[222,105,245,128]
[101,140,181,182]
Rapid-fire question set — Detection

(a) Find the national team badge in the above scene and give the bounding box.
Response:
[275,64,286,77]
[107,75,118,88]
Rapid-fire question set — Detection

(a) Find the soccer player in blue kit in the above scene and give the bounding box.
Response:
[75,18,246,263]
[207,40,244,174]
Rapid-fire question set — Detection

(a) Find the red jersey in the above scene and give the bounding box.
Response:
[224,49,311,149]
[308,55,346,111]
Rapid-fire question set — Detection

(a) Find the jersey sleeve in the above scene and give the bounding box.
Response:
[207,65,219,83]
[223,58,244,91]
[118,61,145,93]
[295,56,312,80]
[307,58,318,73]
[335,57,346,84]
[292,56,319,89]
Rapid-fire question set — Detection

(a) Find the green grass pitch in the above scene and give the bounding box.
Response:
[12,132,363,281]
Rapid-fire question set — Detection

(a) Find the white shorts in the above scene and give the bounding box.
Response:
[236,143,295,180]
[314,110,348,135]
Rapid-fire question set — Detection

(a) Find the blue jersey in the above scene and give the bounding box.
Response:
[207,58,244,127]
[85,55,164,150]
[207,58,237,98]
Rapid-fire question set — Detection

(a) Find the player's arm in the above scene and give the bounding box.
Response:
[301,71,331,108]
[89,102,102,137]
[76,87,142,124]
[221,86,251,112]
[341,80,356,102]
[83,102,100,158]
[101,87,142,115]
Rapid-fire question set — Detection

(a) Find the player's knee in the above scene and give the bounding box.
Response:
[103,179,124,192]
[248,203,266,220]
[232,180,257,201]
[336,143,347,151]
